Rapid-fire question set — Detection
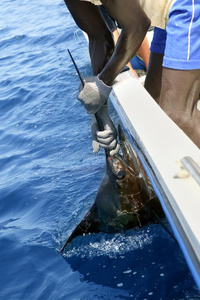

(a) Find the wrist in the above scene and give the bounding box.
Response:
[97,74,112,88]
[98,73,113,87]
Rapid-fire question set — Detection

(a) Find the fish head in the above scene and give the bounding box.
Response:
[106,124,155,214]
[107,154,145,213]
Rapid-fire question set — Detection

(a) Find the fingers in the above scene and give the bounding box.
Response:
[92,140,100,153]
[96,128,117,150]
[97,139,120,156]
[90,106,119,155]
[96,128,116,138]
[97,131,120,156]
[98,136,115,146]
[92,128,119,154]
[110,143,120,156]
[98,138,117,150]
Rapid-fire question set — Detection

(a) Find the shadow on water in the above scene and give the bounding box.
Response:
[62,224,200,300]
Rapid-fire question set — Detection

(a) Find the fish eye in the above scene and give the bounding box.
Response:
[117,170,126,180]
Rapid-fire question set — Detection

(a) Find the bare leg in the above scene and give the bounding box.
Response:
[137,35,150,70]
[144,52,163,103]
[159,68,200,148]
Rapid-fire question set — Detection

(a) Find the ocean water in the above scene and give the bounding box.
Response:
[0,0,200,299]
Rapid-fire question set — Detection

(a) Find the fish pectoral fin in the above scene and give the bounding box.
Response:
[60,203,100,253]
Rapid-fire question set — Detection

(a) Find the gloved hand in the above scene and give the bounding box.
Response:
[91,105,120,156]
[78,75,112,114]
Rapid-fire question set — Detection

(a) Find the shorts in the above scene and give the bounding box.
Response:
[150,0,200,70]
[150,27,167,55]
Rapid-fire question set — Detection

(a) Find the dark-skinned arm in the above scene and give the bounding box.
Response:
[99,0,150,85]
[64,0,114,75]
[64,0,119,155]
[64,0,149,156]
[77,0,150,114]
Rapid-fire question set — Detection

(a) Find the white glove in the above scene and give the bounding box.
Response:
[91,105,120,156]
[78,75,112,114]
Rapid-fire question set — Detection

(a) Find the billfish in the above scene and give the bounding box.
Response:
[60,125,164,252]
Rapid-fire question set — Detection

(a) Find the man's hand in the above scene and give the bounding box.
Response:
[78,75,112,114]
[91,105,120,156]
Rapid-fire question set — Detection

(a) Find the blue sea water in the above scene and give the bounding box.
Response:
[0,0,200,299]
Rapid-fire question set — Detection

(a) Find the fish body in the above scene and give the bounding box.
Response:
[60,125,164,252]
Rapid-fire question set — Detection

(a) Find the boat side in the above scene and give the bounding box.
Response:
[110,70,200,290]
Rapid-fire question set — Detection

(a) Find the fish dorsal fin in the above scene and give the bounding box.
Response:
[60,203,100,252]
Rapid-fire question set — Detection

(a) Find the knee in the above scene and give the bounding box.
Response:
[144,76,161,103]
[162,106,200,148]
[165,109,195,137]
[166,109,189,127]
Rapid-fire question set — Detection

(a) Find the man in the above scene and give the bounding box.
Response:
[64,0,149,155]
[64,0,200,150]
